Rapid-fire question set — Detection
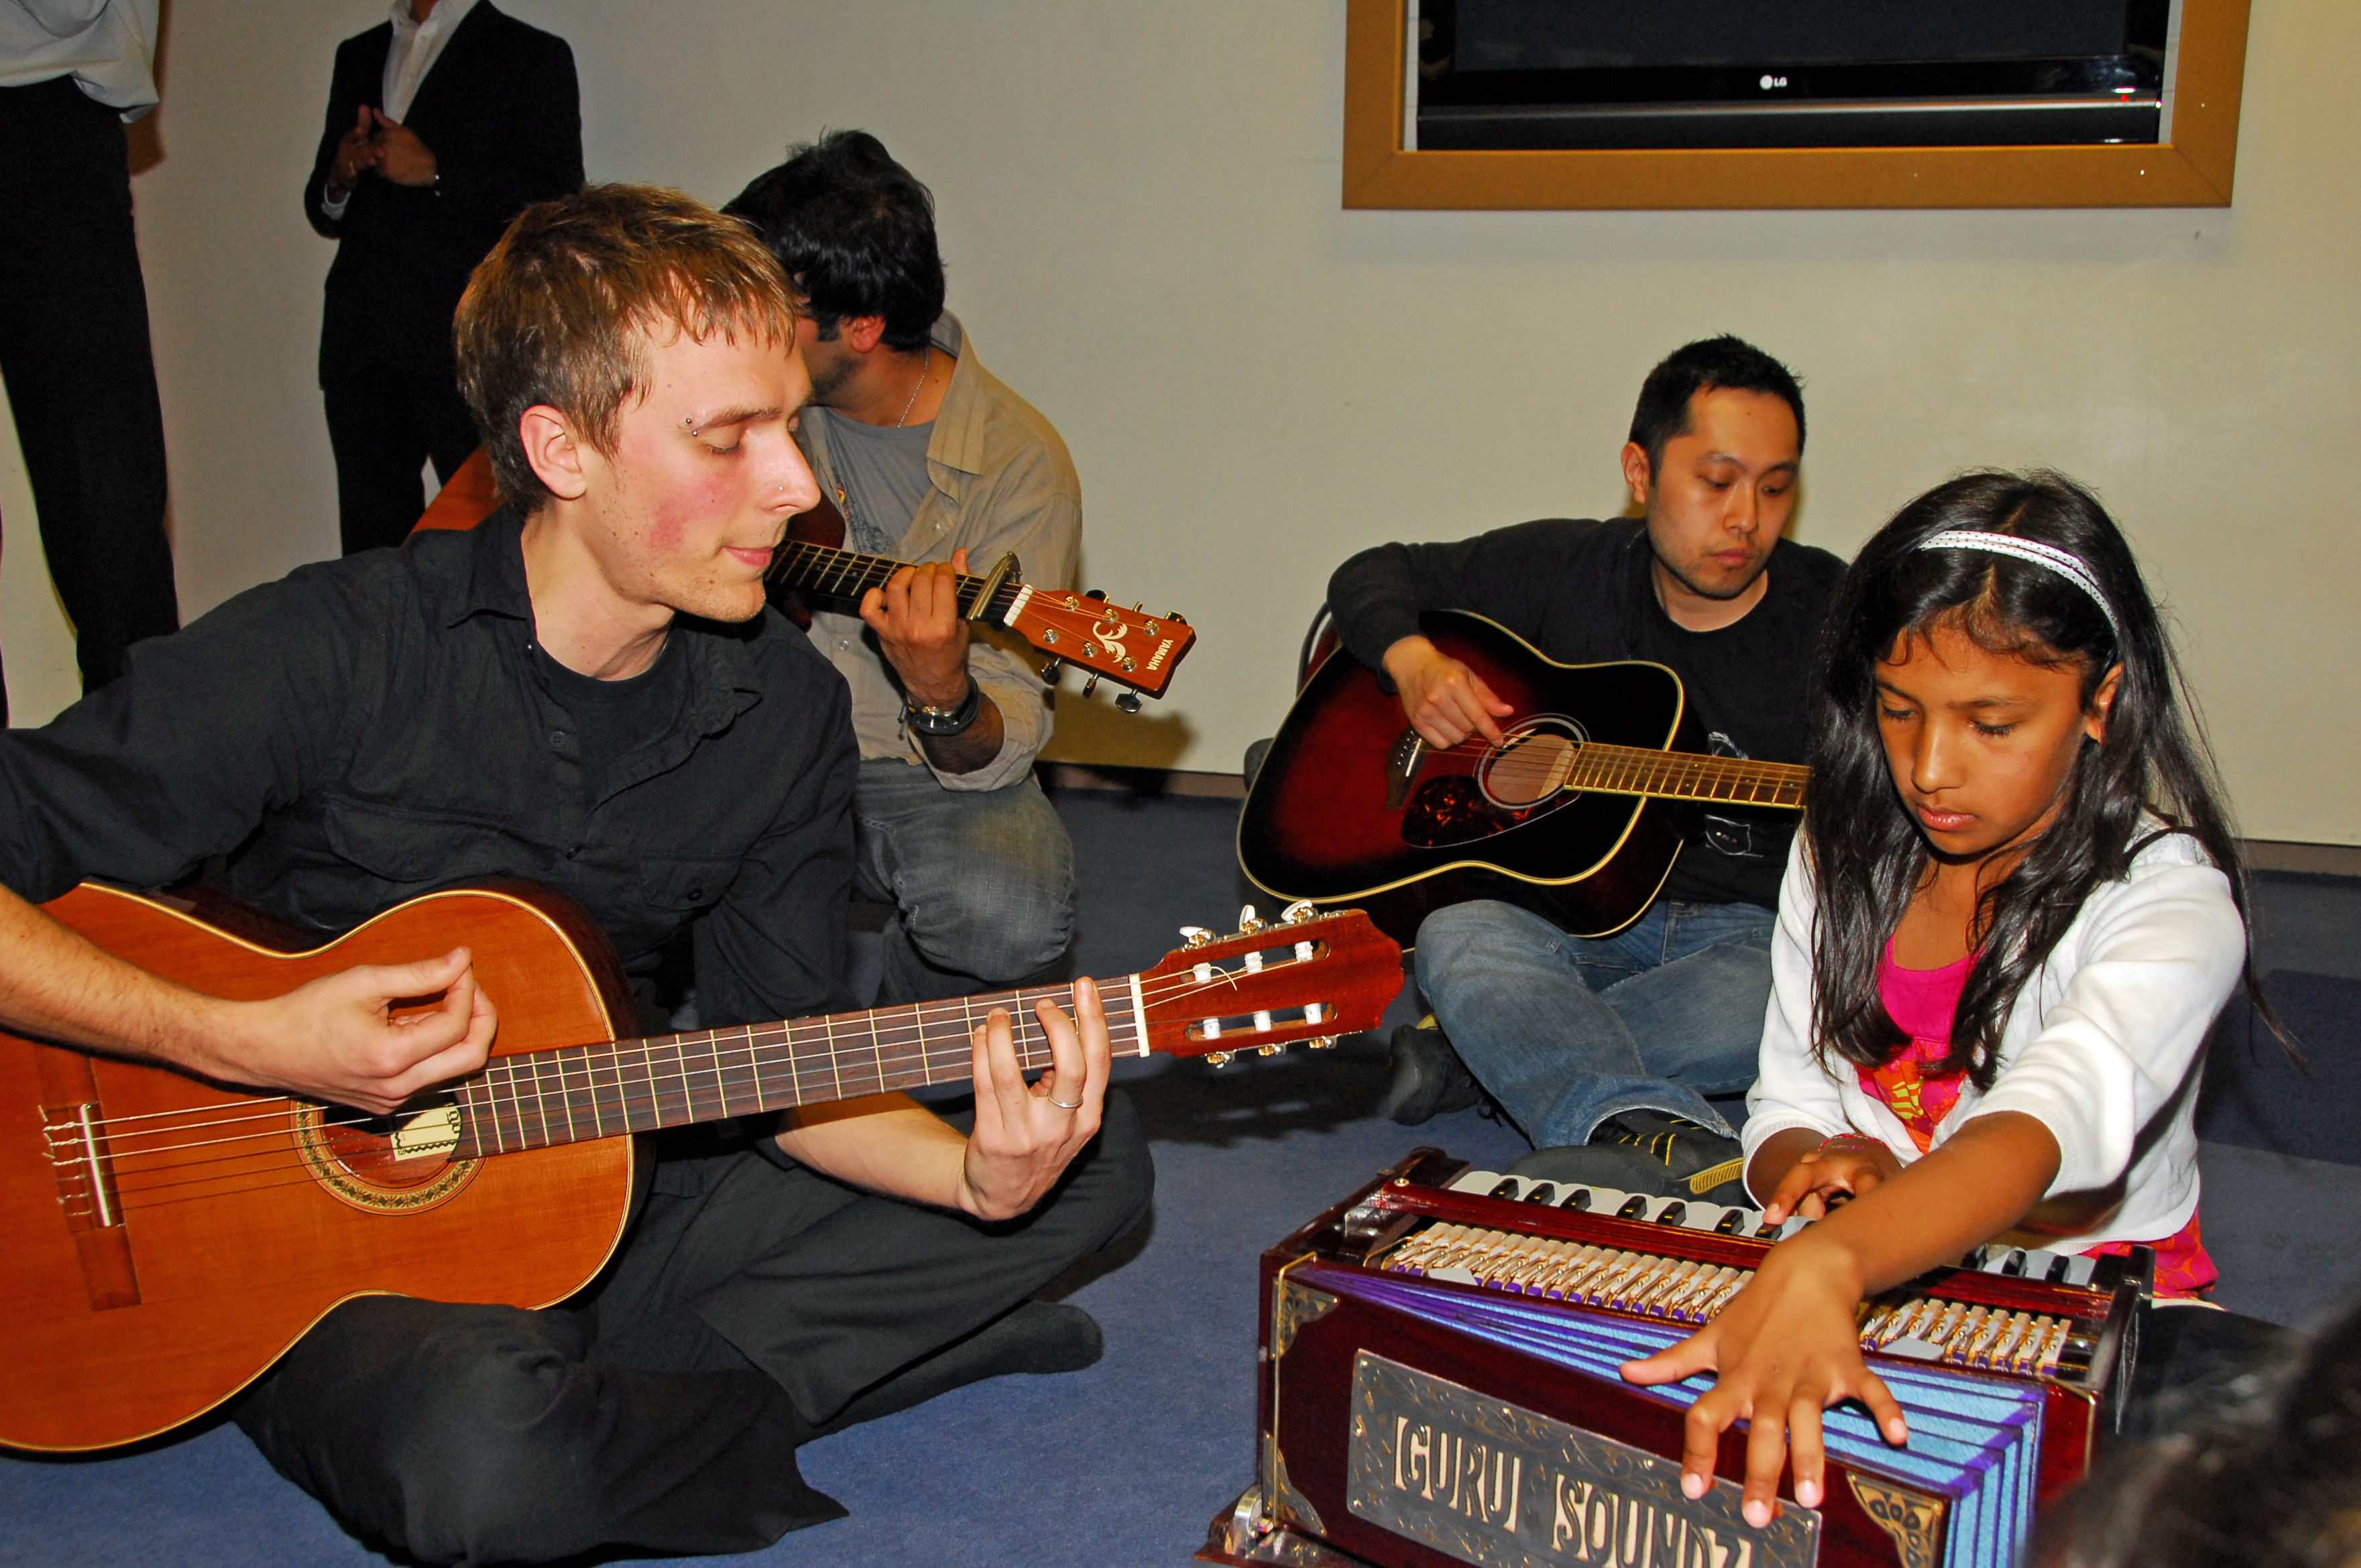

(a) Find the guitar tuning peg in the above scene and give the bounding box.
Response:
[1084,587,1106,601]
[1039,658,1063,684]
[1132,600,1145,611]
[1308,1036,1340,1050]
[1257,1043,1287,1057]
[1179,925,1213,948]
[1114,692,1142,715]
[1236,904,1264,934]
[1167,612,1187,625]
[1279,900,1318,924]
[1081,674,1100,699]
[1204,1050,1234,1068]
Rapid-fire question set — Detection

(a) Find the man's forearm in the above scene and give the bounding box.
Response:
[915,691,1005,775]
[774,1092,968,1208]
[0,883,231,1072]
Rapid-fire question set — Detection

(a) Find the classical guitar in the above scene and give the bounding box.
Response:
[1237,610,1808,946]
[412,450,1196,704]
[0,883,1398,1452]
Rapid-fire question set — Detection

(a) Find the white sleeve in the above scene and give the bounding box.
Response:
[1740,842,1851,1199]
[1968,858,2244,1196]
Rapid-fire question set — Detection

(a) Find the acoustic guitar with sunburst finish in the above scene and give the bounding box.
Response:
[0,882,1399,1453]
[1237,610,1810,946]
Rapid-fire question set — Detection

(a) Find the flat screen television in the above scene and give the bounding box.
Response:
[1414,0,2173,152]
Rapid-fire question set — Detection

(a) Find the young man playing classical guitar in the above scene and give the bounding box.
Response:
[1327,336,1843,1199]
[0,186,1149,1563]
[724,132,1084,1005]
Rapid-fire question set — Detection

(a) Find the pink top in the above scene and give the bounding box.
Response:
[1866,942,2216,1296]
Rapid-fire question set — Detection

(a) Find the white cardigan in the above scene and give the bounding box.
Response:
[1742,829,2245,1250]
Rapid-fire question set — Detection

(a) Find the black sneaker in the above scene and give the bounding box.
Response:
[1506,1141,1692,1201]
[1382,1017,1483,1126]
[1590,1110,1748,1203]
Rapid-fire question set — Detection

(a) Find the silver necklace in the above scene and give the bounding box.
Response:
[893,347,931,428]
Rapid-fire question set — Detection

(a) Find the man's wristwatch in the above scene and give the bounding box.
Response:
[905,677,982,738]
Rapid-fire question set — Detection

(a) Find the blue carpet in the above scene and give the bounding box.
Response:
[2199,970,2361,1167]
[4,790,2356,1567]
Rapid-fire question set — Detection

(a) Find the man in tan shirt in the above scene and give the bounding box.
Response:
[727,131,1079,1004]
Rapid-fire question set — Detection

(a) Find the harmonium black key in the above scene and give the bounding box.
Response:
[1202,1147,2143,1568]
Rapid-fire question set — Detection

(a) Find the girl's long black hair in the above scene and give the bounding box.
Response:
[1806,470,2268,1085]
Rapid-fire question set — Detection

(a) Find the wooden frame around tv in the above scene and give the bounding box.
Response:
[1342,0,2252,210]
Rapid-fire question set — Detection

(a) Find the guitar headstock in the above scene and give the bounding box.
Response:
[1132,903,1401,1063]
[1005,589,1195,699]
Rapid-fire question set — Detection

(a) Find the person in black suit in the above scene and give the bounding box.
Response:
[0,1,182,715]
[302,0,580,556]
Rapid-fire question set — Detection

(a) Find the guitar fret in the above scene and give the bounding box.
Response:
[632,1034,663,1134]
[734,1024,764,1114]
[528,1052,557,1149]
[668,1033,693,1127]
[588,1044,618,1134]
[698,1030,725,1120]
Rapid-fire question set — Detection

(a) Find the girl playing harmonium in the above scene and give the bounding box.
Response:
[1625,470,2267,1527]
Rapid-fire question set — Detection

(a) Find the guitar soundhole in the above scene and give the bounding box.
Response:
[1479,717,1585,810]
[293,1098,479,1214]
[1399,717,1590,849]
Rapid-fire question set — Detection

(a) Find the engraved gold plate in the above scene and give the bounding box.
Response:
[1847,1473,1947,1568]
[1348,1351,1819,1568]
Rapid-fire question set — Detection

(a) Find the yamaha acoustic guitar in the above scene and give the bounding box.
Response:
[0,883,1399,1452]
[1237,611,1809,946]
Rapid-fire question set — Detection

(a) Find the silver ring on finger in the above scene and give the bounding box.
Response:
[1047,1093,1084,1111]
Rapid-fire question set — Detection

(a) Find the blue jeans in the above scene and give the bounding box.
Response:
[852,758,1076,1002]
[1414,898,1776,1147]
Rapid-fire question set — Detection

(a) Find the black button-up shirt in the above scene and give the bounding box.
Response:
[0,511,857,1027]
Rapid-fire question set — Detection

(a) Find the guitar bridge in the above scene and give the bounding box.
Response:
[35,1045,141,1310]
[1384,729,1427,812]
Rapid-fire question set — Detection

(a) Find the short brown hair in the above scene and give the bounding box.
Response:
[455,183,798,511]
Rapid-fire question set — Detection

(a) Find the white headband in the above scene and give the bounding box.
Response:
[1914,529,2120,639]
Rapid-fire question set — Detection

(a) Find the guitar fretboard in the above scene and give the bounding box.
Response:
[449,980,1142,1158]
[768,540,1020,619]
[1567,743,1808,808]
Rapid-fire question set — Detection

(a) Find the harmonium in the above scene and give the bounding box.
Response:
[1201,1148,2148,1568]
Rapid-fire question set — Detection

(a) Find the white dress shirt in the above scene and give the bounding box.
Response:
[0,0,160,120]
[319,0,481,221]
[382,0,477,120]
[1743,826,2245,1250]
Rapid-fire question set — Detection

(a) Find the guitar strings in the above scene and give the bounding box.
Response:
[44,957,1334,1174]
[1395,735,1806,802]
[57,958,1299,1211]
[1421,733,1808,778]
[61,1005,1098,1206]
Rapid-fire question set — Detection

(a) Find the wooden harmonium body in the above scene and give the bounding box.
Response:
[1202,1148,2145,1568]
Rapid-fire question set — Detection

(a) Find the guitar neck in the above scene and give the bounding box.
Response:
[448,979,1143,1159]
[769,540,1017,619]
[1568,743,1808,808]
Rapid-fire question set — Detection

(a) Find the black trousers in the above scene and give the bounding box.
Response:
[234,1093,1153,1566]
[322,359,481,556]
[0,77,180,715]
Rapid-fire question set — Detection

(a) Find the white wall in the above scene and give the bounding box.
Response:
[5,1,2356,843]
